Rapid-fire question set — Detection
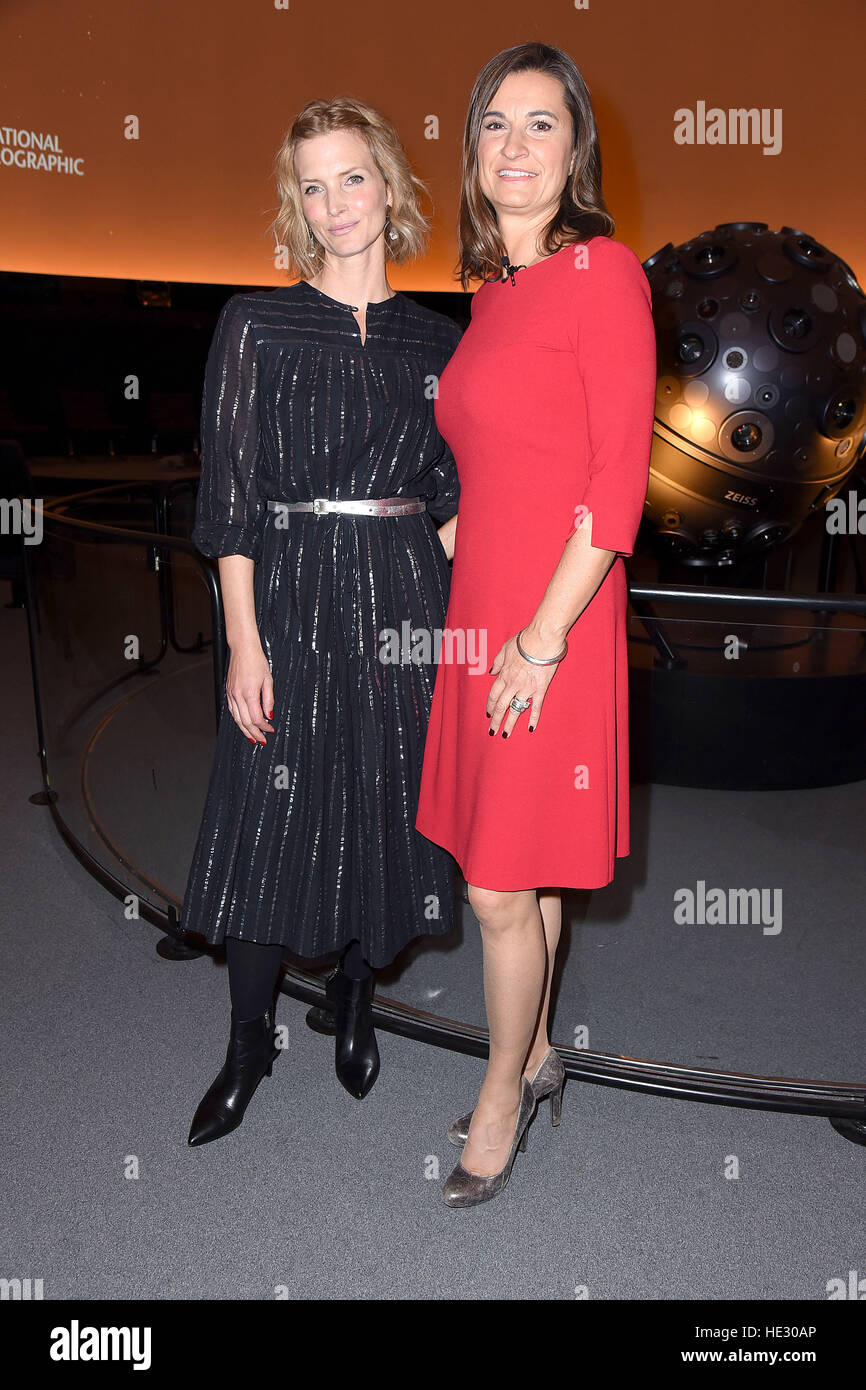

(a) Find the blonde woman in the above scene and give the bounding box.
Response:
[183,98,463,1142]
[416,42,657,1205]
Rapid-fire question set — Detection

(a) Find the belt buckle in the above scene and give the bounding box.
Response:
[312,497,327,515]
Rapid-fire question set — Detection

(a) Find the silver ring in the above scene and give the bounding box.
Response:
[509,696,532,713]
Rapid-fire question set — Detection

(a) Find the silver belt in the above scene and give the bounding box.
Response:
[266,497,427,517]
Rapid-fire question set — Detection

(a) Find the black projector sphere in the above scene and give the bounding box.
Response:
[642,223,866,567]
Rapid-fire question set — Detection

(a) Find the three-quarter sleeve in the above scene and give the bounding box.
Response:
[569,241,657,557]
[192,295,266,562]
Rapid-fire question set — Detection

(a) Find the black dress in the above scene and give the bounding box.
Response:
[181,281,462,969]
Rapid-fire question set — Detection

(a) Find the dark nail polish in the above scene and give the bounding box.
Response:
[488,727,494,736]
[502,731,508,739]
[529,725,535,733]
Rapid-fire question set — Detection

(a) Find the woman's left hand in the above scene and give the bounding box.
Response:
[486,627,563,737]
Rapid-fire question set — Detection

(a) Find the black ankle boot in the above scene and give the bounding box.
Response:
[187,1007,280,1146]
[333,971,380,1099]
[305,969,339,1035]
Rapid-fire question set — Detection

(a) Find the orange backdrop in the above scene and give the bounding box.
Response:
[2,0,863,290]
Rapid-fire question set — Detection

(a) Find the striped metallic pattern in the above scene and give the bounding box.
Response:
[181,282,463,968]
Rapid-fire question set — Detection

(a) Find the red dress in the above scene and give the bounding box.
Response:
[415,236,657,890]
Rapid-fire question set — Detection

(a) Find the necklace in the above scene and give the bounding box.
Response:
[500,245,562,286]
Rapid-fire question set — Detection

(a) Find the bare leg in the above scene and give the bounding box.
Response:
[460,884,546,1178]
[523,888,562,1078]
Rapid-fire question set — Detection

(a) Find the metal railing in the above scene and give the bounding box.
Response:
[19,483,866,1140]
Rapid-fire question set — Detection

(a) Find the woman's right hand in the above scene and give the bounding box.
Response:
[225,635,275,745]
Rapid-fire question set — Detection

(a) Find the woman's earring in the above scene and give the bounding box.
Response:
[307,224,316,252]
[384,217,398,243]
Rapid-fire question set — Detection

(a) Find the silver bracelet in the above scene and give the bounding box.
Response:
[516,627,568,666]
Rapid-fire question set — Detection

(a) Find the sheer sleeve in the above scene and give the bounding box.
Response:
[568,240,656,557]
[192,295,266,562]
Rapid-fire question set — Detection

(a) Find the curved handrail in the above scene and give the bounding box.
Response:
[22,484,866,1125]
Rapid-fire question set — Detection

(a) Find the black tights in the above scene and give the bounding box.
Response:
[225,935,372,1022]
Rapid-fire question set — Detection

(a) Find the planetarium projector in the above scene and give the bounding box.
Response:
[642,223,866,567]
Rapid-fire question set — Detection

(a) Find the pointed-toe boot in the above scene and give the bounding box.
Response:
[333,971,380,1099]
[187,1007,280,1146]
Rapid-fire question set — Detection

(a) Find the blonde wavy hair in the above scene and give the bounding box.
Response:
[269,96,432,280]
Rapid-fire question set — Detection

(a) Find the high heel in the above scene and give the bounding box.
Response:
[332,970,380,1100]
[187,1007,280,1146]
[441,1076,535,1208]
[447,1047,565,1147]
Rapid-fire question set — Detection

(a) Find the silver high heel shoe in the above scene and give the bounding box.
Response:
[447,1047,565,1147]
[441,1075,536,1209]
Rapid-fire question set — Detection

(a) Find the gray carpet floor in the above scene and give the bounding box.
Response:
[2,589,865,1301]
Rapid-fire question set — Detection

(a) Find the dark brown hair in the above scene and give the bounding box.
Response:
[457,42,614,289]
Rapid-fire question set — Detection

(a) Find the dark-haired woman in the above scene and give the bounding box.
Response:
[416,43,657,1206]
[182,98,463,1142]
